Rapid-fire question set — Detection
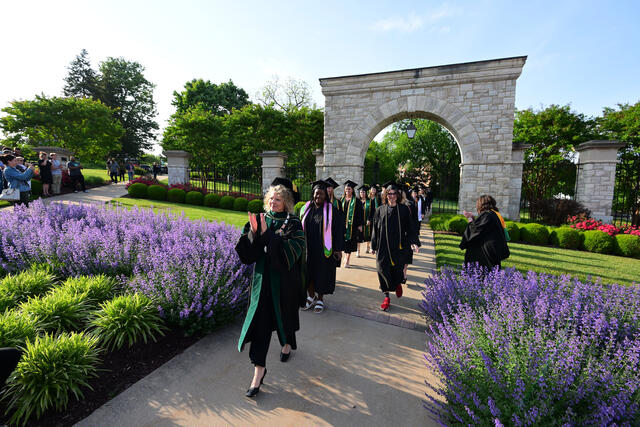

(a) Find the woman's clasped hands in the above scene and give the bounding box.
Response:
[248,212,267,235]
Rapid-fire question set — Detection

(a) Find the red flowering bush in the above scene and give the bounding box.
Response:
[167,183,205,193]
[568,215,640,237]
[126,177,163,190]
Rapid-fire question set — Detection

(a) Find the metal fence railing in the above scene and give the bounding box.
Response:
[189,165,262,196]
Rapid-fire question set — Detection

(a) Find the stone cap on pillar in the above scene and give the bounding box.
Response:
[163,150,192,159]
[259,151,287,167]
[511,142,531,163]
[576,140,625,163]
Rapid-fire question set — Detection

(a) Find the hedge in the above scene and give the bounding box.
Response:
[445,215,468,235]
[294,201,306,217]
[504,221,520,242]
[147,185,168,201]
[219,195,235,210]
[127,183,148,198]
[233,197,249,212]
[204,193,221,208]
[247,199,263,214]
[520,223,550,245]
[613,234,640,258]
[549,227,581,250]
[167,188,186,204]
[185,191,204,206]
[582,230,614,254]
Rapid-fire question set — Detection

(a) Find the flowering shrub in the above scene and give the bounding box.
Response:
[0,201,252,332]
[125,176,162,189]
[567,216,640,237]
[421,265,640,425]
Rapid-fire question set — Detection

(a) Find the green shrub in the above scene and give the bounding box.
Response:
[127,183,148,198]
[4,332,100,425]
[429,214,455,232]
[167,188,186,203]
[549,227,581,249]
[204,193,221,208]
[20,291,92,333]
[30,179,43,197]
[134,167,147,176]
[520,223,550,245]
[582,230,614,254]
[613,234,640,258]
[445,215,468,235]
[0,310,39,348]
[84,176,105,186]
[89,294,166,351]
[0,268,56,312]
[147,184,168,201]
[247,199,264,214]
[233,197,249,211]
[185,190,204,205]
[59,275,117,306]
[504,221,521,242]
[294,201,306,217]
[219,195,235,210]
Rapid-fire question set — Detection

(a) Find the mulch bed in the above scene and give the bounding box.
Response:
[0,329,201,426]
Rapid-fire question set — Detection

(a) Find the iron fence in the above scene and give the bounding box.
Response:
[189,165,262,196]
[284,164,314,201]
[612,156,640,227]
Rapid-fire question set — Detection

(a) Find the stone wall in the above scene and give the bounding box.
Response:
[319,57,527,220]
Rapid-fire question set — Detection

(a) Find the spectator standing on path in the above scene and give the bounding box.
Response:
[235,178,305,398]
[299,180,345,314]
[460,195,510,271]
[370,182,420,312]
[153,163,160,180]
[126,162,135,181]
[15,158,31,194]
[50,153,63,195]
[0,154,35,206]
[67,156,87,193]
[37,152,53,197]
[118,161,126,182]
[109,159,119,183]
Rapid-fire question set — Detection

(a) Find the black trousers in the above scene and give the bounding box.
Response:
[0,348,21,386]
[249,296,276,367]
[71,175,86,191]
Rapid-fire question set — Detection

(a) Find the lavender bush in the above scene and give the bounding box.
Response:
[422,265,640,425]
[0,201,252,333]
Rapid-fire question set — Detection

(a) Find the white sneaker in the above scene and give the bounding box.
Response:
[74,190,78,193]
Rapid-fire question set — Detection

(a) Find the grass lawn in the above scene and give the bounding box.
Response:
[434,233,640,287]
[110,197,248,228]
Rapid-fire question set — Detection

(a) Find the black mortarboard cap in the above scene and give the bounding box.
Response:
[311,180,329,191]
[357,184,369,192]
[382,180,396,189]
[270,177,300,203]
[343,180,357,189]
[324,177,339,188]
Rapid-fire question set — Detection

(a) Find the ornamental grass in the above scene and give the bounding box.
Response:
[422,264,640,425]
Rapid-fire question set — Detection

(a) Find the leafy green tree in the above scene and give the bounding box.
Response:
[514,105,596,208]
[63,49,100,99]
[1,95,124,161]
[98,58,158,156]
[599,101,640,225]
[172,79,250,116]
[364,140,397,185]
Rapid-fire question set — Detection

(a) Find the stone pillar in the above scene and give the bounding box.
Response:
[509,143,530,221]
[575,140,624,223]
[163,150,191,186]
[259,151,287,194]
[323,164,364,198]
[313,149,324,180]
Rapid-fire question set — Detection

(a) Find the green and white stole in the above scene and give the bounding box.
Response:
[342,196,356,241]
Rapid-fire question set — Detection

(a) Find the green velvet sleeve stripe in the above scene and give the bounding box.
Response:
[241,222,251,235]
[281,229,305,270]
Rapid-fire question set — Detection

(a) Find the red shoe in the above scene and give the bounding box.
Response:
[396,284,403,298]
[380,297,390,311]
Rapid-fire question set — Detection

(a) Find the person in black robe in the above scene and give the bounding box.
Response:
[300,180,345,313]
[425,187,433,212]
[460,194,510,271]
[369,184,382,211]
[235,177,305,397]
[370,183,420,311]
[356,184,374,256]
[340,180,363,267]
[400,185,420,283]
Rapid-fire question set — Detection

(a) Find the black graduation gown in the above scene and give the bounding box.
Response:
[235,213,305,352]
[405,200,420,264]
[459,210,510,270]
[341,197,364,253]
[302,202,345,295]
[358,198,374,242]
[371,204,419,293]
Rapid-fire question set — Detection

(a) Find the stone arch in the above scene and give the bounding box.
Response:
[318,56,527,220]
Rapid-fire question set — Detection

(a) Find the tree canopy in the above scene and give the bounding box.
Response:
[257,76,314,111]
[0,95,124,161]
[171,79,250,116]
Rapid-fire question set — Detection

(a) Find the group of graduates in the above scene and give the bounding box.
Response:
[234,176,431,398]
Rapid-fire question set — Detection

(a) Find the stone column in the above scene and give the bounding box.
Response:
[259,151,287,194]
[575,140,625,223]
[509,143,530,221]
[313,149,324,180]
[163,150,191,186]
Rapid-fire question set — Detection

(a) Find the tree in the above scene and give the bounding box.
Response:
[257,76,313,111]
[98,57,159,156]
[599,101,640,225]
[172,79,250,116]
[514,105,596,213]
[63,49,100,99]
[0,95,124,161]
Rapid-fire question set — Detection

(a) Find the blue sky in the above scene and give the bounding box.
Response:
[2,0,639,152]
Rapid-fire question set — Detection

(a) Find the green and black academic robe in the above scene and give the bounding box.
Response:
[340,197,363,253]
[300,202,345,295]
[359,198,374,242]
[404,200,420,264]
[459,210,510,270]
[371,204,419,293]
[235,211,306,353]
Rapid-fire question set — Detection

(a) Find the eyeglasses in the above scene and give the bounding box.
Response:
[387,192,397,196]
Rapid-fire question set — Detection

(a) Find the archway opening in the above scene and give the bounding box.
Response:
[363,118,461,214]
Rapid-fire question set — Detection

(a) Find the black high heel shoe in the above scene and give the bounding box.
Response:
[245,368,267,398]
[280,350,290,363]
